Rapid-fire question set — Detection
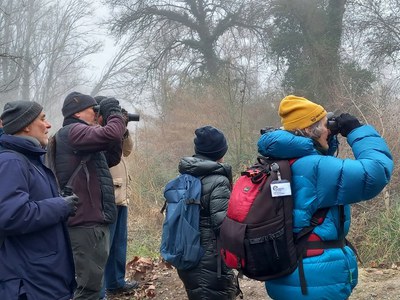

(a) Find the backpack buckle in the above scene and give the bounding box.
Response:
[310,217,319,226]
[242,168,260,177]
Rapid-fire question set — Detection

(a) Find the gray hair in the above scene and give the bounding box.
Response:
[292,118,325,139]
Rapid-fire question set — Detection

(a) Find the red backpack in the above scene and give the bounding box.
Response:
[219,156,333,295]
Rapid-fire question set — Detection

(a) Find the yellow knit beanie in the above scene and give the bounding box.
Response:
[279,95,327,130]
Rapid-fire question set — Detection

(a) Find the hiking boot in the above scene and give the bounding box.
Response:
[107,281,140,294]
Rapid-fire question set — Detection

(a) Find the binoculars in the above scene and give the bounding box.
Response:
[61,186,74,197]
[93,105,140,122]
[327,113,339,136]
[127,113,140,122]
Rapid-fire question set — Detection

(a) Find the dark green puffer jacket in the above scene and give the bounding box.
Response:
[177,155,237,300]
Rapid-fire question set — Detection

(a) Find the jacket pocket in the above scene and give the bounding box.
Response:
[113,178,123,187]
[113,177,124,205]
[19,226,59,260]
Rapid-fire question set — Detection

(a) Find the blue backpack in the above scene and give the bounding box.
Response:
[160,174,204,270]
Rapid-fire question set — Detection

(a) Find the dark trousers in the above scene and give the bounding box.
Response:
[68,225,110,300]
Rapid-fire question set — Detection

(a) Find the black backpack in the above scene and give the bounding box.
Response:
[219,157,344,295]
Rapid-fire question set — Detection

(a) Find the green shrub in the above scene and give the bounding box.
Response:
[355,200,400,264]
[127,230,161,259]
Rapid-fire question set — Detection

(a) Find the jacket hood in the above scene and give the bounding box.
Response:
[0,134,46,157]
[178,155,232,181]
[257,129,318,159]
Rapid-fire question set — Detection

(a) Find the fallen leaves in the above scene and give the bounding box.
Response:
[369,261,400,270]
[108,256,173,299]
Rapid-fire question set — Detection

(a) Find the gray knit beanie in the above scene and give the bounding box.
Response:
[1,101,43,134]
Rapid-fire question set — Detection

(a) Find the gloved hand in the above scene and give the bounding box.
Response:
[99,97,122,124]
[121,108,129,126]
[62,193,79,217]
[337,113,362,137]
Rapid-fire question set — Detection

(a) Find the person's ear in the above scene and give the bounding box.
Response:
[304,127,312,136]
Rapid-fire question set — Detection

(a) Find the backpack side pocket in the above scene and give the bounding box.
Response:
[220,217,247,269]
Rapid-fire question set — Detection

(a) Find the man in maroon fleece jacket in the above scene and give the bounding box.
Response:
[52,92,126,300]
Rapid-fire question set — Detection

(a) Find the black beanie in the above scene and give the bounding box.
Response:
[62,92,97,117]
[1,101,43,134]
[194,125,228,161]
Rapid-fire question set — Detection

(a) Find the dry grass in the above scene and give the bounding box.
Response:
[126,200,163,259]
[125,151,168,259]
[351,199,400,265]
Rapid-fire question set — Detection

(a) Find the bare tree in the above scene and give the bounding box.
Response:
[90,37,146,98]
[269,0,347,105]
[0,0,101,123]
[104,0,273,79]
[32,0,101,109]
[349,0,400,65]
[0,0,26,96]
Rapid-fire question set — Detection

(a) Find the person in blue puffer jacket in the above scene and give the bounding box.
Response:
[257,95,393,300]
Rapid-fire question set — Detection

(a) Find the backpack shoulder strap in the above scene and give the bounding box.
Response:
[295,207,330,295]
[295,208,330,242]
[44,134,57,173]
[48,132,92,191]
[65,153,92,188]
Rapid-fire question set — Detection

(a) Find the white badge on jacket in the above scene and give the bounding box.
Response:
[270,179,292,197]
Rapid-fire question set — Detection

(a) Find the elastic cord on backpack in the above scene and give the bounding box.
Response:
[235,273,243,299]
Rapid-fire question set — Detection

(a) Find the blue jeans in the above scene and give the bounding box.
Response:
[100,206,128,298]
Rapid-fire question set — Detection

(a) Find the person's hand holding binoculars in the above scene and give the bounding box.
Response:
[336,113,361,137]
[329,113,361,137]
[99,98,122,124]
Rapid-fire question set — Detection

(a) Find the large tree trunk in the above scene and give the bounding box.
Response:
[277,0,347,105]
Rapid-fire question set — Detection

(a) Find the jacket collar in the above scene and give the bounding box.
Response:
[257,129,318,159]
[62,116,89,127]
[0,134,46,157]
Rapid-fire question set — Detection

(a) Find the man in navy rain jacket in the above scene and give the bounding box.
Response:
[0,101,77,300]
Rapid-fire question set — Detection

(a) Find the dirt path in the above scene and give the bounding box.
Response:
[108,258,400,299]
[349,267,400,300]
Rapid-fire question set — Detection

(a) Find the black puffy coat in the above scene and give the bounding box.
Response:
[177,155,237,300]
